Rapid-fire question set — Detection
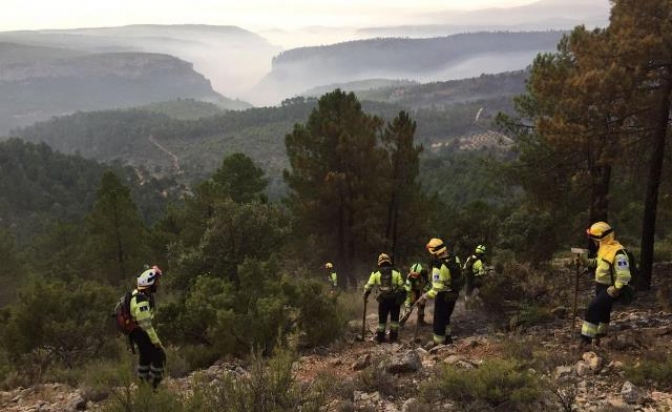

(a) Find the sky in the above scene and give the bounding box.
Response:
[1,0,540,31]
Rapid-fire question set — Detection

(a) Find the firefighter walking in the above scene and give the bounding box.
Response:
[363,253,406,343]
[578,222,632,348]
[417,238,463,346]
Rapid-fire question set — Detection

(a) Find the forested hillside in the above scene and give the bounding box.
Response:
[253,31,563,103]
[1,2,672,411]
[0,43,230,134]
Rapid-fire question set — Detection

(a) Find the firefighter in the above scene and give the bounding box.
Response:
[579,222,631,348]
[129,266,166,389]
[324,262,338,291]
[403,263,429,326]
[363,253,406,343]
[417,238,463,346]
[464,244,487,300]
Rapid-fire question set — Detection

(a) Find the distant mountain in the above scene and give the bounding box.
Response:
[301,79,419,98]
[399,0,609,35]
[0,24,282,101]
[353,71,527,110]
[0,42,241,134]
[251,31,563,105]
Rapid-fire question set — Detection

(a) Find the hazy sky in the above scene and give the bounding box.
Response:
[1,0,540,31]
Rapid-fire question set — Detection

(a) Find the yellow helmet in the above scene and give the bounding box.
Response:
[586,222,613,240]
[377,253,392,266]
[324,262,333,269]
[426,238,447,256]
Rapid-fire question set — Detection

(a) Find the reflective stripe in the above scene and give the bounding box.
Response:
[433,334,445,344]
[597,323,609,335]
[377,324,386,332]
[581,321,597,338]
[137,365,150,378]
[390,322,399,331]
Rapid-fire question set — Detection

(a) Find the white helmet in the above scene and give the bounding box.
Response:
[137,266,162,289]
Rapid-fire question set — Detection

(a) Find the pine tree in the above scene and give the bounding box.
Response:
[284,90,387,284]
[84,171,148,283]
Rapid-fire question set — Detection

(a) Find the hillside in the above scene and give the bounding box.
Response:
[0,43,230,134]
[0,24,282,101]
[251,31,563,104]
[2,265,671,411]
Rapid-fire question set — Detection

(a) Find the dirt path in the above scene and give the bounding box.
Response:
[149,135,181,174]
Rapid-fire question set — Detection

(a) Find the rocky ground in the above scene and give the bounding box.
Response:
[2,263,672,412]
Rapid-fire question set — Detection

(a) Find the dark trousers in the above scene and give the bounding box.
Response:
[582,284,615,339]
[130,329,166,388]
[433,292,457,343]
[466,276,484,296]
[378,298,401,332]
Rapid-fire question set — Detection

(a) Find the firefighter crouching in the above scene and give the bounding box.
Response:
[403,263,429,326]
[363,253,406,343]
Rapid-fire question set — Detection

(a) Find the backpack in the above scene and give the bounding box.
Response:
[445,254,464,291]
[377,267,400,301]
[113,291,138,334]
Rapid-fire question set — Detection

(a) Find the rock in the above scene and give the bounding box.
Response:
[554,365,573,380]
[354,391,382,410]
[575,361,590,377]
[352,354,371,371]
[551,306,568,318]
[443,355,466,365]
[402,398,420,412]
[67,393,87,410]
[385,350,422,374]
[621,381,642,404]
[582,351,603,373]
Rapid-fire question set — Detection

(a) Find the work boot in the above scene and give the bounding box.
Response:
[389,330,398,343]
[376,331,386,343]
[575,335,592,352]
[445,335,454,345]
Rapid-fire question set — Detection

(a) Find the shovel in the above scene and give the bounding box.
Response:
[570,248,588,335]
[356,298,368,341]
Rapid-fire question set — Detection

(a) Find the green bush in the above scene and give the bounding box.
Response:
[0,279,118,383]
[184,348,327,412]
[420,359,543,411]
[624,352,672,389]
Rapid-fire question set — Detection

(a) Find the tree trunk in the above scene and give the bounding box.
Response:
[638,78,671,290]
[588,164,611,224]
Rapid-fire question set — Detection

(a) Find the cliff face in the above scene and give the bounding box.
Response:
[0,45,221,134]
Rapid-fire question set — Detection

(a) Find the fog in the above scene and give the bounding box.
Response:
[0,0,611,107]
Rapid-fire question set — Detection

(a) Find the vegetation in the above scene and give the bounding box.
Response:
[0,2,671,408]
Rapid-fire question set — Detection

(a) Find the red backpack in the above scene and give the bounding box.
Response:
[113,291,138,334]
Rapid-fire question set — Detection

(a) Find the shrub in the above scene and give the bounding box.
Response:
[420,359,543,411]
[0,279,118,383]
[624,352,672,389]
[184,347,327,412]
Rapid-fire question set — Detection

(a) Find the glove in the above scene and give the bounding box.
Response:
[404,303,412,310]
[607,286,620,298]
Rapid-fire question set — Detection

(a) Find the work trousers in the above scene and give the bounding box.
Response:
[433,292,458,344]
[130,329,166,388]
[378,298,401,332]
[581,284,615,339]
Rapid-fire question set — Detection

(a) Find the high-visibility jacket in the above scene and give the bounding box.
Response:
[464,254,486,277]
[427,258,451,299]
[328,271,338,288]
[364,267,404,297]
[587,249,631,288]
[130,289,162,346]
